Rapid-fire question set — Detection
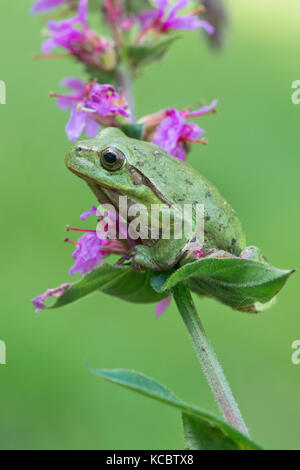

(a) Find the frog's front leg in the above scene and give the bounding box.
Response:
[132,239,187,271]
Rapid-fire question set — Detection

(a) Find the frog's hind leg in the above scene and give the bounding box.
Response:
[132,239,185,272]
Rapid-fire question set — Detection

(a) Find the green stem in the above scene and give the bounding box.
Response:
[116,65,136,124]
[173,282,249,437]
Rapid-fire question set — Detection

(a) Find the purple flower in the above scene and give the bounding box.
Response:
[138,0,214,40]
[32,283,72,313]
[188,98,218,117]
[42,0,88,54]
[80,205,101,221]
[89,84,130,118]
[53,78,129,141]
[155,296,172,318]
[152,99,217,161]
[70,232,110,275]
[31,0,66,14]
[103,0,136,30]
[67,207,130,275]
[55,78,100,141]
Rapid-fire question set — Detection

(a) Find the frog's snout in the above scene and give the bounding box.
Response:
[65,144,85,173]
[65,148,76,171]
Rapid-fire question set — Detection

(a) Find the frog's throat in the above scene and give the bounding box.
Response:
[87,180,139,215]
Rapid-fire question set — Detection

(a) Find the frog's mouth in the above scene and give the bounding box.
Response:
[86,179,137,218]
[67,162,136,212]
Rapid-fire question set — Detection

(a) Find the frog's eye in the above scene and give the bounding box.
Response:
[100,147,126,172]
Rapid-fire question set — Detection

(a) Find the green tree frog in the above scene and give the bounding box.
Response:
[65,127,246,271]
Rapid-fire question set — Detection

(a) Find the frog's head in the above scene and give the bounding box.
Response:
[65,127,163,209]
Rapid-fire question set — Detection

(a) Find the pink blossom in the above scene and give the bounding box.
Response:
[138,0,214,41]
[69,232,111,275]
[155,296,172,318]
[104,0,137,31]
[42,0,88,54]
[80,205,101,221]
[67,207,130,276]
[53,78,129,141]
[152,100,217,161]
[31,0,66,14]
[41,0,112,65]
[32,283,72,313]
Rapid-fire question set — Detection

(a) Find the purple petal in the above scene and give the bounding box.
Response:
[197,20,215,35]
[89,83,129,119]
[188,99,218,117]
[85,118,101,138]
[32,283,71,313]
[77,0,89,26]
[47,16,77,32]
[80,205,101,221]
[61,77,85,96]
[70,232,108,276]
[181,122,204,140]
[155,296,172,318]
[65,106,87,141]
[152,108,185,155]
[30,0,65,14]
[41,37,57,53]
[153,0,169,9]
[165,15,211,31]
[139,10,160,27]
[57,97,74,111]
[167,0,189,19]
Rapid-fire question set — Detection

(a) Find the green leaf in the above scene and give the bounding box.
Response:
[124,0,152,15]
[50,264,167,309]
[120,123,145,140]
[182,413,241,450]
[151,258,294,310]
[87,67,116,85]
[101,266,168,303]
[121,36,180,66]
[90,368,262,450]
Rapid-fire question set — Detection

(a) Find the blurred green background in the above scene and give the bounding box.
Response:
[0,0,299,450]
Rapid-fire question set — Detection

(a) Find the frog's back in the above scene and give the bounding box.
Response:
[128,139,246,255]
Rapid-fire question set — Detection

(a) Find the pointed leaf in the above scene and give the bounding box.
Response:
[151,258,294,309]
[90,368,262,450]
[50,264,167,309]
[182,413,240,450]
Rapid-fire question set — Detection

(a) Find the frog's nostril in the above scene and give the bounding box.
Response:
[76,146,83,152]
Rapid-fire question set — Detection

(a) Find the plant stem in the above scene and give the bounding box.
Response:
[117,65,136,124]
[173,282,249,437]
